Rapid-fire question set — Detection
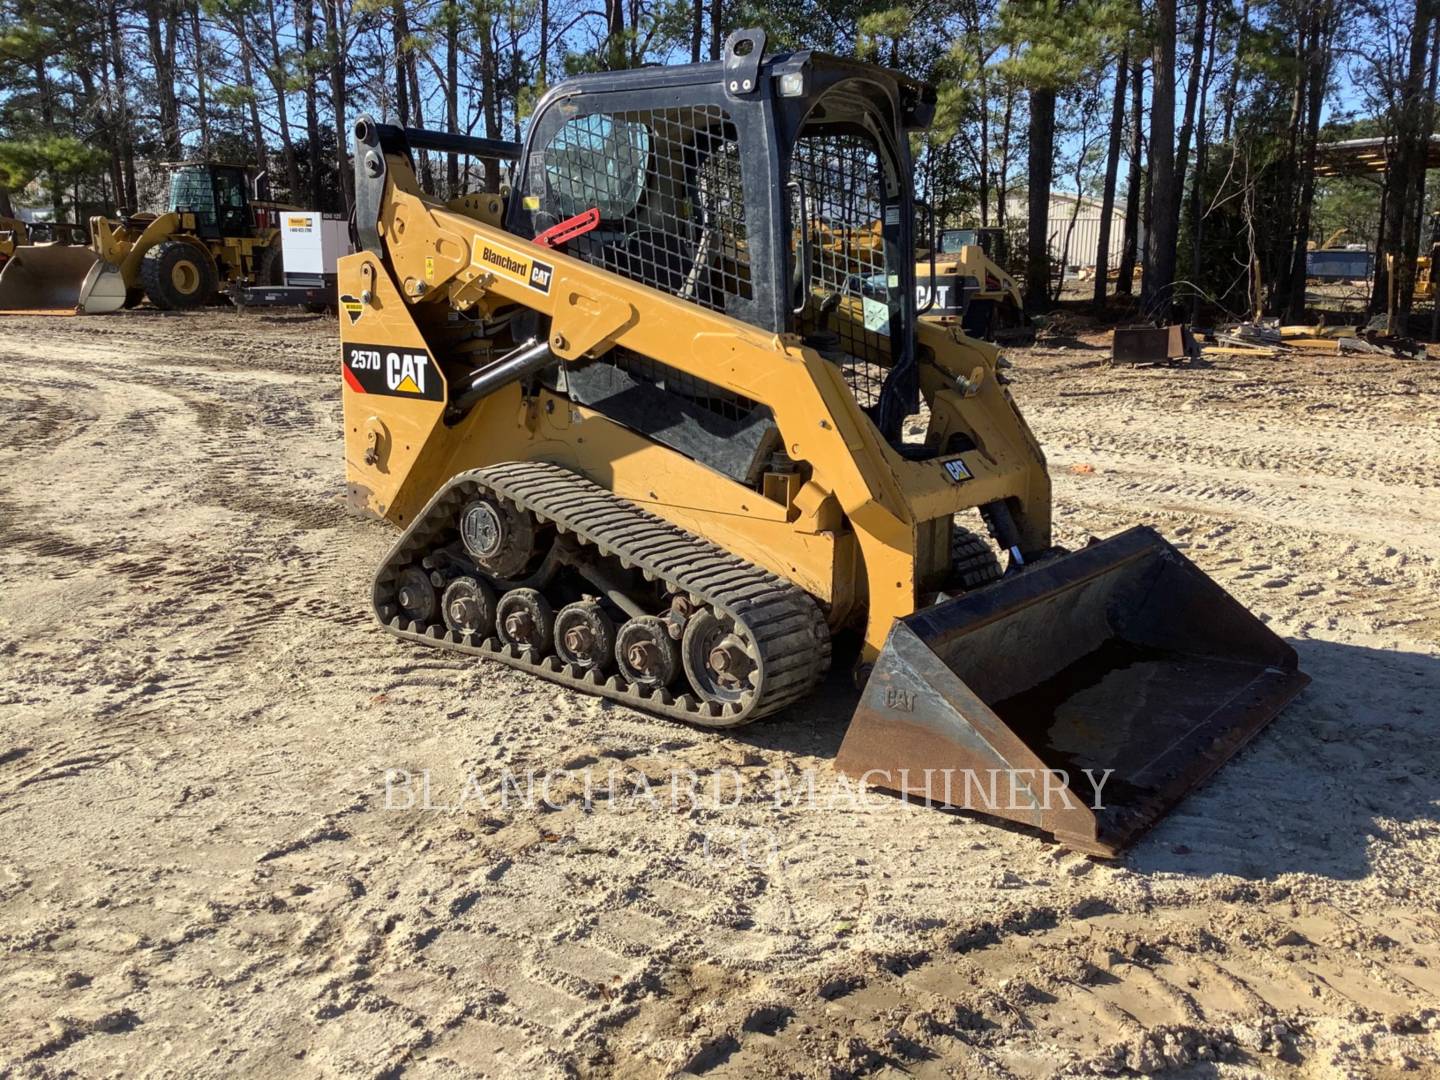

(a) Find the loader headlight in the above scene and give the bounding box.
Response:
[778,71,806,97]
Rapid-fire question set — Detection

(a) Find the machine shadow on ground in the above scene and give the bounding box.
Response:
[727,637,1438,885]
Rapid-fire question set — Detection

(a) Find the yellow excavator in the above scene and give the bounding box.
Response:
[338,33,1307,855]
[0,163,283,315]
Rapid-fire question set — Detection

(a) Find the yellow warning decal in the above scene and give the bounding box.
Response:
[425,256,435,281]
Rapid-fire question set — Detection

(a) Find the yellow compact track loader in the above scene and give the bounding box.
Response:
[1417,213,1438,301]
[916,227,1027,340]
[339,32,1308,854]
[0,163,283,315]
[0,216,28,267]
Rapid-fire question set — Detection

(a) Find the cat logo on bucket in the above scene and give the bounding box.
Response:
[341,343,444,402]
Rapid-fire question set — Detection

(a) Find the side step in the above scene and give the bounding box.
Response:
[835,527,1309,856]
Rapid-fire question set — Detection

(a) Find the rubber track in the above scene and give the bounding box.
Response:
[372,461,831,727]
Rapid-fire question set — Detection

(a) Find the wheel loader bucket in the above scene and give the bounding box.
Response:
[836,527,1309,856]
[0,246,126,315]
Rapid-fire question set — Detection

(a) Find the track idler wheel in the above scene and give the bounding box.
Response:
[396,566,438,626]
[614,616,680,689]
[682,610,757,706]
[441,576,496,639]
[496,588,554,656]
[554,601,616,674]
[459,497,540,579]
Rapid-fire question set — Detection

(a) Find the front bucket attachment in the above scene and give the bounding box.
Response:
[0,246,125,315]
[836,527,1309,856]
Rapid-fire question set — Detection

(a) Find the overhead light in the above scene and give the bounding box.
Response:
[778,72,806,97]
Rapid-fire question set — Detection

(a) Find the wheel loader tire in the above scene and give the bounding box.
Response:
[123,287,145,309]
[254,242,283,286]
[949,525,1003,591]
[141,241,217,310]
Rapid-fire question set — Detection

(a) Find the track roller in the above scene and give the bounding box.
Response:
[396,566,437,625]
[615,616,681,689]
[441,576,496,639]
[554,601,616,673]
[495,588,554,655]
[682,610,757,706]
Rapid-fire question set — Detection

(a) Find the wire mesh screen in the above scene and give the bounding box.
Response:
[791,133,896,410]
[527,106,752,319]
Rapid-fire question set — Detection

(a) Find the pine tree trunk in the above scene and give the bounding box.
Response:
[1375,1,1438,333]
[446,1,460,198]
[1172,0,1207,225]
[1093,46,1129,308]
[1284,6,1331,323]
[1116,54,1143,295]
[238,33,270,176]
[108,0,138,209]
[1141,0,1178,317]
[997,88,1013,230]
[1222,0,1248,145]
[1189,10,1221,323]
[1024,86,1056,313]
[266,4,304,198]
[392,0,410,124]
[146,0,182,160]
[478,20,501,192]
[977,50,990,226]
[710,0,723,61]
[188,2,210,156]
[301,0,323,210]
[606,0,625,67]
[323,0,352,212]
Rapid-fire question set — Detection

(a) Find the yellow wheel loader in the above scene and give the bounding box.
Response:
[339,31,1308,855]
[0,163,284,315]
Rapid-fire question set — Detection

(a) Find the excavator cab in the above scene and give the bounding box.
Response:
[341,30,1306,855]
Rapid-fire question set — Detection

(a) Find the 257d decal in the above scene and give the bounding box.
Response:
[342,344,444,401]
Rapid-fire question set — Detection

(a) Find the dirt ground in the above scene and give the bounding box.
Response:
[1,308,1438,1079]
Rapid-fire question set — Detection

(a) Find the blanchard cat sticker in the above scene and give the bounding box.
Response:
[472,238,554,295]
[943,457,973,483]
[342,344,444,401]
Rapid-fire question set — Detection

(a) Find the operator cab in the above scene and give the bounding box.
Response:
[166,164,259,239]
[511,30,936,443]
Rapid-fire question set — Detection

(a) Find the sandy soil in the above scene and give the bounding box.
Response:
[1,308,1438,1079]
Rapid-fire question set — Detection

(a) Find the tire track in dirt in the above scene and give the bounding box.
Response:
[2,319,1440,1078]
